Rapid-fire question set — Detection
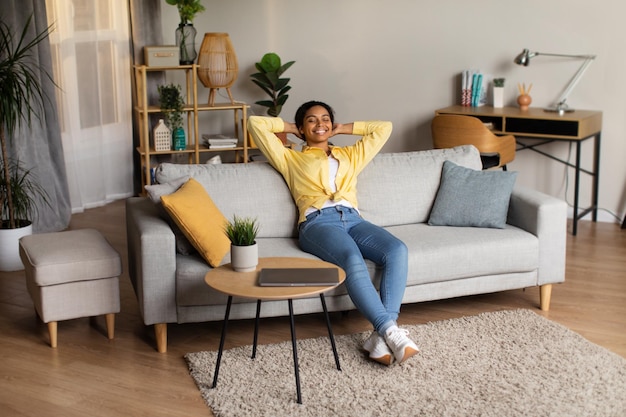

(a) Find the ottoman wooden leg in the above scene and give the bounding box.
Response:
[48,321,58,348]
[105,313,115,340]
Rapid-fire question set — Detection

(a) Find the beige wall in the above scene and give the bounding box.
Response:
[162,0,625,223]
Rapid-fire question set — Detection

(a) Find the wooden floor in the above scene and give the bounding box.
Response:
[1,199,624,416]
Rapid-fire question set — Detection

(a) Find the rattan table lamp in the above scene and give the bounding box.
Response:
[197,33,239,106]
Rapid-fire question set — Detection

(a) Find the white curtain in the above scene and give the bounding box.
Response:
[45,0,133,212]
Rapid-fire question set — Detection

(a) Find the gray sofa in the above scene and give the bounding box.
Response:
[126,145,567,352]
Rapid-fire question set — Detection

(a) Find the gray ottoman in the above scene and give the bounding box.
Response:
[19,229,121,348]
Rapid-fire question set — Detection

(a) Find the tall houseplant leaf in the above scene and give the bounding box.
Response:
[0,15,54,229]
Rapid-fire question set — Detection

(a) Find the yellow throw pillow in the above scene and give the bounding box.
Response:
[160,178,230,267]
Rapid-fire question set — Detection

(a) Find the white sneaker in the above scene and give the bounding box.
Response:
[362,332,394,365]
[384,326,420,364]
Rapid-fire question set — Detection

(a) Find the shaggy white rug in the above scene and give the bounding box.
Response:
[185,309,626,417]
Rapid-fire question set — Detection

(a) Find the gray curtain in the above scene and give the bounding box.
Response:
[129,0,164,194]
[2,0,71,232]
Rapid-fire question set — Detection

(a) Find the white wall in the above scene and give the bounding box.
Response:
[162,0,626,223]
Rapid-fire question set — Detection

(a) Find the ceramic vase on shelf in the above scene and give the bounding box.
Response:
[230,243,258,272]
[176,23,197,65]
[173,127,186,151]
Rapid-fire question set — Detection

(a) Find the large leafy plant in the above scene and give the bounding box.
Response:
[250,52,295,117]
[0,16,52,229]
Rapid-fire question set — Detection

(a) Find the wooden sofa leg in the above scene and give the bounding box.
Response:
[540,284,552,311]
[105,313,115,339]
[155,323,167,353]
[48,321,58,348]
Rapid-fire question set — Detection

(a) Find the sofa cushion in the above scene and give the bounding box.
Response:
[156,163,299,239]
[161,178,230,267]
[144,176,196,255]
[357,145,482,227]
[428,161,517,229]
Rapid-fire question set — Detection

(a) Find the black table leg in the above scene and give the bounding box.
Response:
[319,294,341,371]
[252,299,261,359]
[288,299,302,404]
[212,295,233,389]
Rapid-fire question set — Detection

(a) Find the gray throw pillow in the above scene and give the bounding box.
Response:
[145,175,197,255]
[428,160,517,229]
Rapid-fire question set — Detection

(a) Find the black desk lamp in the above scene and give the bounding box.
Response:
[514,49,596,115]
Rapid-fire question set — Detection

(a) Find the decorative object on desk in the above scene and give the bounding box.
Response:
[492,78,505,108]
[516,83,532,111]
[166,0,205,65]
[197,33,239,106]
[0,16,53,271]
[514,48,596,115]
[224,215,259,272]
[157,83,185,150]
[153,119,171,151]
[461,70,490,107]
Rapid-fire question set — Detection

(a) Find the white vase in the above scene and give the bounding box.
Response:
[230,243,258,272]
[493,87,505,108]
[0,222,32,271]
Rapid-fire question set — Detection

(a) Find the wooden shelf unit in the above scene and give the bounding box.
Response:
[133,64,250,188]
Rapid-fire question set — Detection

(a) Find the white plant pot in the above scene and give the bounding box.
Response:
[230,243,258,272]
[0,222,32,271]
[493,87,505,108]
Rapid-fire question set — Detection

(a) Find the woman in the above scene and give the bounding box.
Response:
[247,101,419,365]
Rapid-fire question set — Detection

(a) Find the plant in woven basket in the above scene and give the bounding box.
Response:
[157,83,185,131]
[250,52,295,117]
[224,215,259,246]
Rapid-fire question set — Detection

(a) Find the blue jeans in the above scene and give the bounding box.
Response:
[298,206,408,335]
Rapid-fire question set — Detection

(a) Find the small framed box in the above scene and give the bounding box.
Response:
[144,46,179,67]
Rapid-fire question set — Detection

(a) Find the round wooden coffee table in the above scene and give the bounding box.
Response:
[205,257,346,404]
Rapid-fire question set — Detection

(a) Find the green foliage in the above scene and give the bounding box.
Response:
[157,83,185,131]
[224,215,259,246]
[250,52,295,117]
[493,78,506,88]
[0,158,50,227]
[0,15,54,228]
[165,0,205,24]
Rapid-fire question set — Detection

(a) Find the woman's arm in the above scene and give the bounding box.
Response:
[247,116,290,173]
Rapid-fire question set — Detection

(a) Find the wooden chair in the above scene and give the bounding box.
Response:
[431,115,516,170]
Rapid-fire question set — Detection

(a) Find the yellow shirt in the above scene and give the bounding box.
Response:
[247,116,392,223]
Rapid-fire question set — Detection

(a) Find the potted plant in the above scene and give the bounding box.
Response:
[250,52,295,118]
[0,16,52,271]
[165,0,206,64]
[158,83,186,150]
[492,78,505,108]
[224,215,259,272]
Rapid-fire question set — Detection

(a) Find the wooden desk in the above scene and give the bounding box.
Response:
[435,105,603,235]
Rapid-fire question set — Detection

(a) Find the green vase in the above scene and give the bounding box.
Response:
[173,127,186,151]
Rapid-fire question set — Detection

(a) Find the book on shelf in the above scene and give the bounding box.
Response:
[202,134,239,148]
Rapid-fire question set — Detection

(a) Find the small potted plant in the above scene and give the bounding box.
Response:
[157,83,186,150]
[492,78,505,108]
[224,215,259,272]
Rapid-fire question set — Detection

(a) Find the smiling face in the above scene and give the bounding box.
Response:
[300,105,333,148]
